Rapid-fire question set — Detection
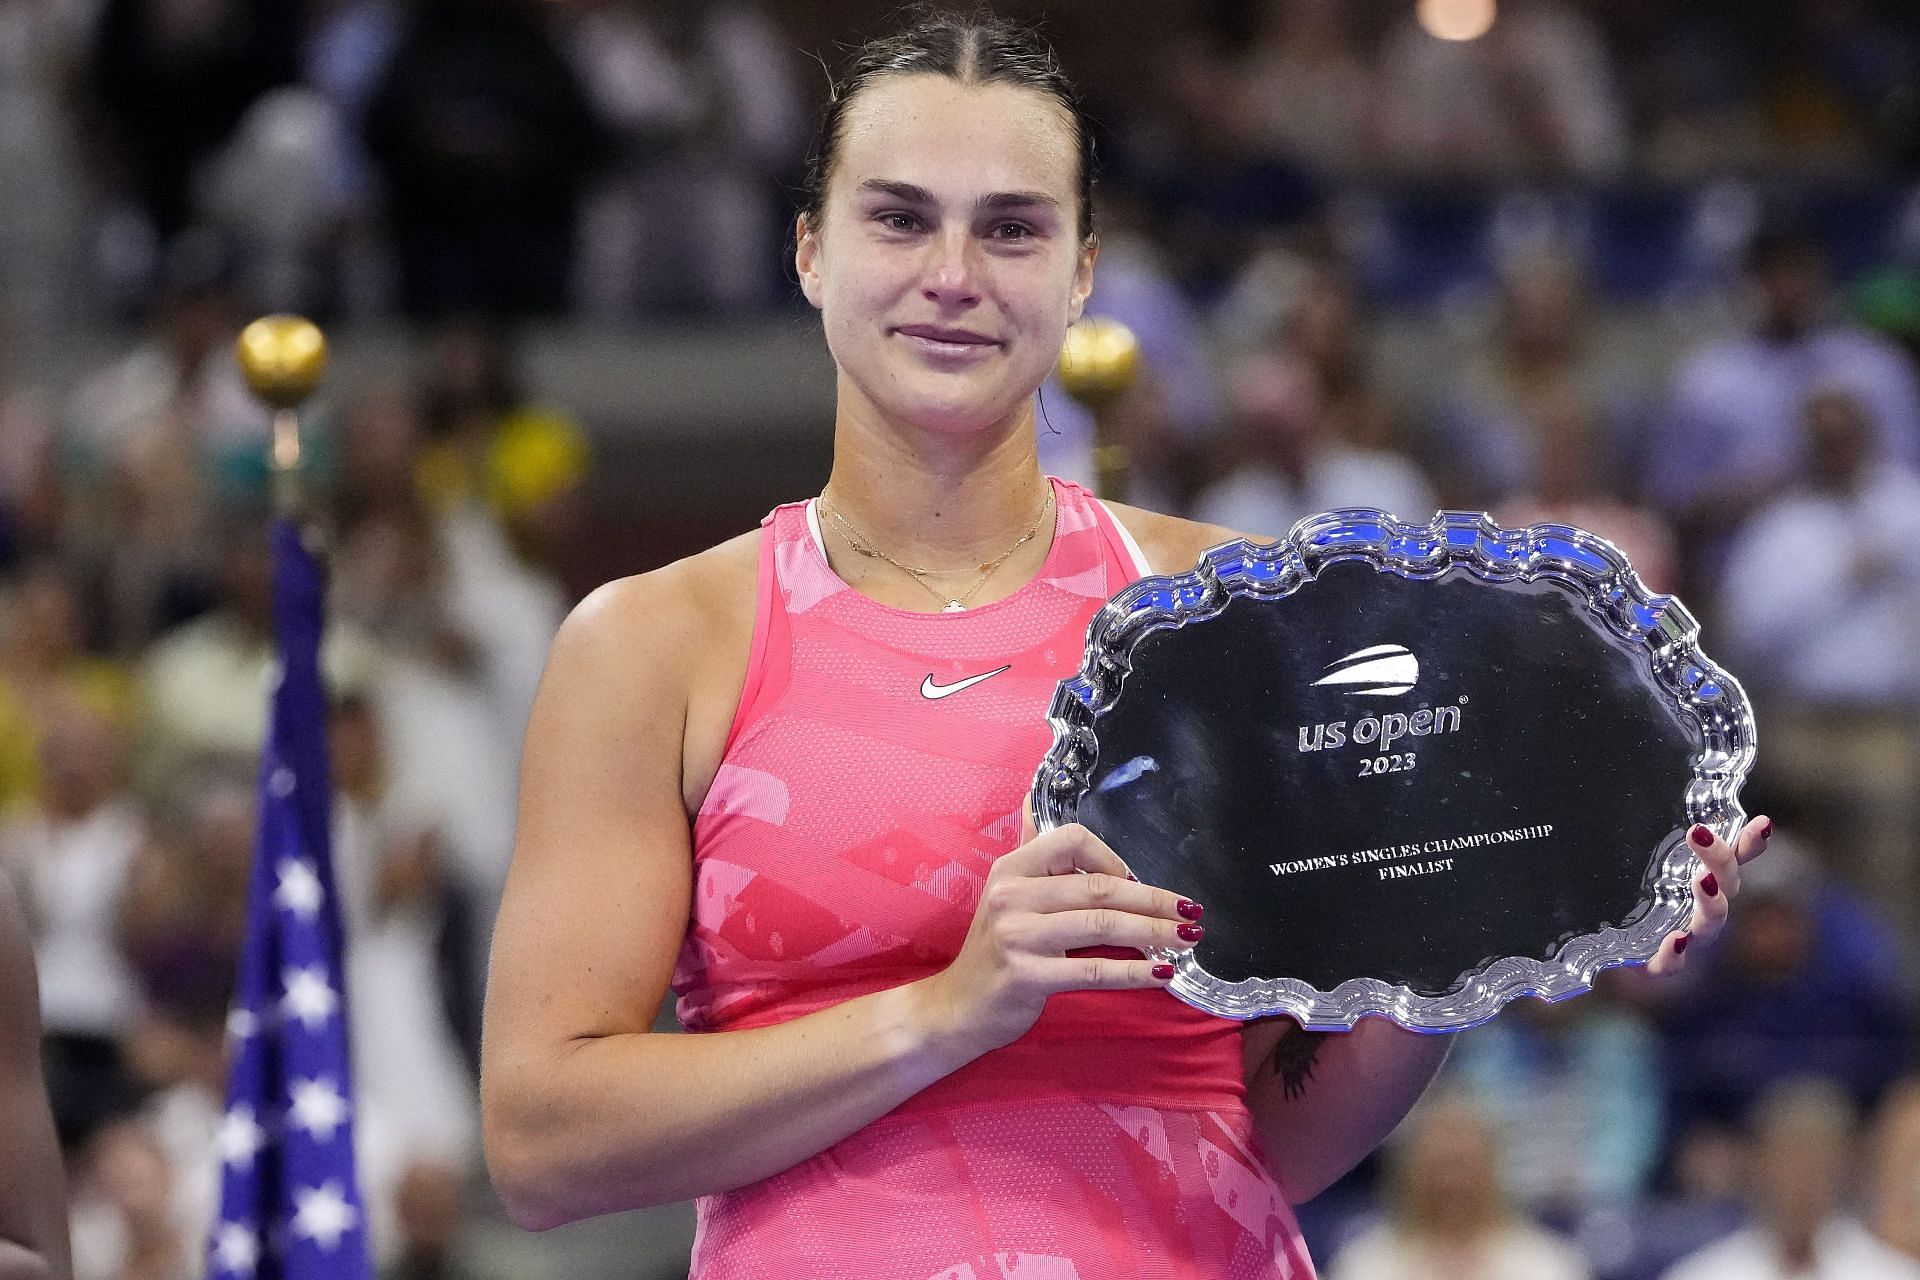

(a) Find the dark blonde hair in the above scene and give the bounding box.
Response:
[799,5,1098,244]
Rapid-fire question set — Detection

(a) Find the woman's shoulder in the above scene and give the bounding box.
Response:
[554,528,763,687]
[1100,499,1276,576]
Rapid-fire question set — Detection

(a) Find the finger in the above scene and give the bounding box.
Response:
[1041,953,1180,993]
[1685,859,1732,946]
[1020,794,1036,846]
[1732,814,1773,866]
[1686,824,1742,899]
[1024,871,1200,925]
[1025,907,1203,957]
[1645,928,1692,978]
[1006,822,1132,881]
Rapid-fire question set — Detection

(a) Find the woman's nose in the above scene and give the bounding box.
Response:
[922,229,980,305]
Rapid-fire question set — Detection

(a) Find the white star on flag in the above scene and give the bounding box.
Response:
[226,1007,259,1043]
[290,1181,359,1251]
[280,965,338,1032]
[212,1222,261,1276]
[273,858,323,920]
[217,1104,267,1168]
[288,1077,350,1143]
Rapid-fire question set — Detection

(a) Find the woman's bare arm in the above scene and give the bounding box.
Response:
[481,550,1197,1229]
[0,877,70,1280]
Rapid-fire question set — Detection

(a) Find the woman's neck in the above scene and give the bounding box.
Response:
[821,384,1052,572]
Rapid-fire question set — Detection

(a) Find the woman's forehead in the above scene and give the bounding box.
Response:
[833,75,1076,205]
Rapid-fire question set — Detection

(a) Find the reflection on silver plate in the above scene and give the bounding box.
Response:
[1030,509,1757,1033]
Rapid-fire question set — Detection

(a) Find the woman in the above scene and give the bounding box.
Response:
[480,11,1768,1277]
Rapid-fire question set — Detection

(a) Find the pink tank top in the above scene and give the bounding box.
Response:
[673,477,1315,1280]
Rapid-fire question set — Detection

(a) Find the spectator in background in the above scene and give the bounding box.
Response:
[137,515,380,793]
[1372,0,1628,181]
[363,0,609,319]
[0,0,93,338]
[1233,0,1378,179]
[566,0,803,318]
[0,864,71,1280]
[1656,837,1912,1150]
[0,324,73,568]
[1446,973,1665,1224]
[0,560,138,816]
[413,322,587,583]
[1868,1077,1920,1261]
[1651,223,1920,591]
[410,323,578,710]
[1426,250,1644,510]
[330,690,484,1103]
[1192,352,1434,536]
[0,706,146,1149]
[1592,0,1766,179]
[62,237,289,655]
[86,0,301,252]
[1327,1093,1591,1280]
[1662,1078,1920,1280]
[1716,386,1920,706]
[66,1118,190,1280]
[1495,386,1678,592]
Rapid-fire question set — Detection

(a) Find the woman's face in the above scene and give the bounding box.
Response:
[797,75,1097,440]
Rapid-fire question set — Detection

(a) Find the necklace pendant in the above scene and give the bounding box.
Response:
[942,600,966,613]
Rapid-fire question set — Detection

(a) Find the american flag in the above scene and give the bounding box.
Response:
[209,519,375,1280]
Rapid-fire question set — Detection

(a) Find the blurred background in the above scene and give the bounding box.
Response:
[4,0,1920,1276]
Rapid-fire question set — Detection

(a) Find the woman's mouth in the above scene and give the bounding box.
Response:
[895,325,1000,361]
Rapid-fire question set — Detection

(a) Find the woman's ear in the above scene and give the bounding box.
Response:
[1068,235,1099,323]
[795,214,824,310]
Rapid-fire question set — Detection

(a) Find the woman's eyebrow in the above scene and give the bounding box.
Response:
[856,178,1061,212]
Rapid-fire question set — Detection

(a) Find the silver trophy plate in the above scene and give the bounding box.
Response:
[1030,509,1756,1033]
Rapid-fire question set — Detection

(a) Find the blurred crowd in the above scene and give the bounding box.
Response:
[2,0,1920,1278]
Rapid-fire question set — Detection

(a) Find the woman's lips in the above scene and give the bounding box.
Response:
[895,325,999,360]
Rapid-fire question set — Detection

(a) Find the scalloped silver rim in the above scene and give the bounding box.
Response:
[1030,508,1757,1033]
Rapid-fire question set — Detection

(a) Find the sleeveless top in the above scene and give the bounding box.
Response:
[672,477,1316,1280]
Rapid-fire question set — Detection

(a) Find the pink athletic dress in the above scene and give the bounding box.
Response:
[672,477,1317,1280]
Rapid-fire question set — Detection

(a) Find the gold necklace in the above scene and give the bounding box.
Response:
[818,486,1055,612]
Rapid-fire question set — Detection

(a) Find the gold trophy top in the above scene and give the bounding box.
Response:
[236,315,328,410]
[1056,316,1141,411]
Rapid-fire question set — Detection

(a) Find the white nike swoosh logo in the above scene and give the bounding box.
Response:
[921,665,1012,700]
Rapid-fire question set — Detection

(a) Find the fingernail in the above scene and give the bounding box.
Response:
[1674,933,1690,955]
[1152,963,1175,980]
[1125,871,1138,882]
[1177,923,1204,942]
[1689,825,1713,848]
[1759,818,1774,840]
[1177,899,1204,920]
[1701,872,1719,898]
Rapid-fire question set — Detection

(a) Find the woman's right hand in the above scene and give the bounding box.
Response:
[912,814,1206,1058]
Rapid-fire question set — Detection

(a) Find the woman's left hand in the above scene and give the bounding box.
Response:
[1645,815,1773,976]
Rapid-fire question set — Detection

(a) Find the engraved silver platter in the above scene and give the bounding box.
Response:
[1029,508,1757,1033]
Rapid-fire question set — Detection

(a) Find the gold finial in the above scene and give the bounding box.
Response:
[236,315,328,411]
[1057,317,1141,412]
[1057,317,1143,500]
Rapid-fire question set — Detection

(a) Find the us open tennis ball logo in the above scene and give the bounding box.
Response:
[1297,644,1466,754]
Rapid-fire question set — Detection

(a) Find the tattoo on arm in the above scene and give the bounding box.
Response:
[1270,1029,1330,1101]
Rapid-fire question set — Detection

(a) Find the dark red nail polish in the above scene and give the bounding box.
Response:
[1701,873,1719,898]
[1177,899,1204,921]
[1689,825,1713,848]
[1152,963,1175,980]
[1177,923,1204,942]
[1674,933,1690,955]
[1759,818,1774,840]
[1125,872,1138,882]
